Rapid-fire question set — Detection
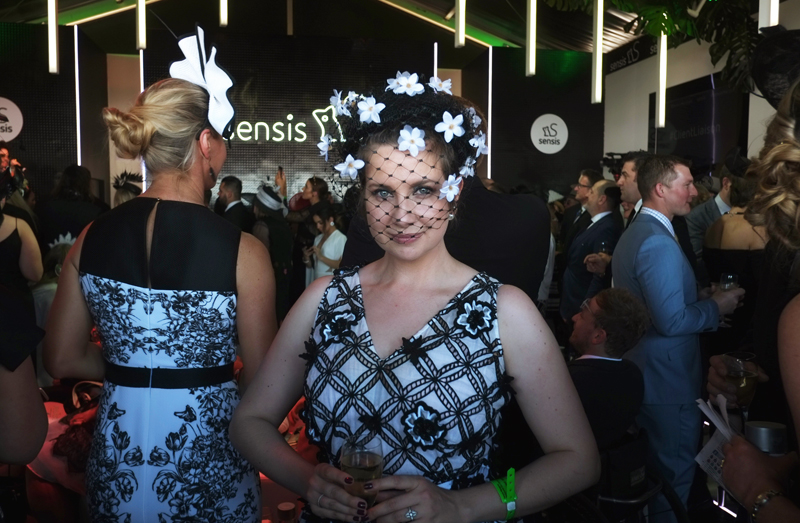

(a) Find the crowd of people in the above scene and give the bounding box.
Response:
[6,24,800,523]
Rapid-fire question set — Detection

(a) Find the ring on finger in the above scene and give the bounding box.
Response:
[317,493,325,505]
[405,507,417,521]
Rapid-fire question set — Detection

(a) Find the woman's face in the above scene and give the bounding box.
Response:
[363,143,454,260]
[313,215,325,233]
[302,180,313,200]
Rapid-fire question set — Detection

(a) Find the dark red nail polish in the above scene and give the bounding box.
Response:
[345,477,354,484]
[364,483,373,490]
[357,509,365,516]
[358,501,366,509]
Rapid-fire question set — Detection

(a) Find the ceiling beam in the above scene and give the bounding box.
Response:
[30,0,163,26]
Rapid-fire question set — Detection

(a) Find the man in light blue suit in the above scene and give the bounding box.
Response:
[612,155,744,521]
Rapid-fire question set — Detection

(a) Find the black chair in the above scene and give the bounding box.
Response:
[595,429,690,523]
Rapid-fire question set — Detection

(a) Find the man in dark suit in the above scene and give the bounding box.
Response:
[686,172,732,259]
[612,155,743,521]
[559,169,606,255]
[568,287,648,450]
[218,176,254,233]
[560,180,622,321]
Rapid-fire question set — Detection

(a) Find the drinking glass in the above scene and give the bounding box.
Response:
[340,437,384,507]
[718,273,739,327]
[723,351,758,424]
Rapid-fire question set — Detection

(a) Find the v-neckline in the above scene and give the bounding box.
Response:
[354,270,481,362]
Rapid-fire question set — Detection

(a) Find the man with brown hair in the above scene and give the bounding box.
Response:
[568,288,648,450]
[612,154,744,521]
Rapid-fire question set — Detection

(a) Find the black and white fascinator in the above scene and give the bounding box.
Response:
[169,26,235,140]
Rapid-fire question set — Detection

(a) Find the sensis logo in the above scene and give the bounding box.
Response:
[230,105,344,144]
[530,114,568,154]
[0,98,23,142]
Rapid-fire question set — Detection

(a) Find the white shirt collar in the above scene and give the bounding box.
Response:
[225,199,242,212]
[714,193,731,215]
[576,354,623,362]
[640,206,676,237]
[588,211,611,226]
[634,199,643,212]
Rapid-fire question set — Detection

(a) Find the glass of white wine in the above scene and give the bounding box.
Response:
[718,273,739,328]
[340,437,384,507]
[723,351,758,424]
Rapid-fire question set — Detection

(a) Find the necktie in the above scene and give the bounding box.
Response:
[625,208,637,230]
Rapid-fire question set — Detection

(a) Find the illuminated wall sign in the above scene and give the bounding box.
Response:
[230,106,344,143]
[0,98,24,142]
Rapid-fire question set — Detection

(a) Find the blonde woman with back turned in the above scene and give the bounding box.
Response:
[44,30,275,522]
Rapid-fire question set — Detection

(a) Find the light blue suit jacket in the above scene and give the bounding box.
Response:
[612,212,719,405]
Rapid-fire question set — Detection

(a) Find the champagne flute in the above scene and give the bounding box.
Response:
[723,351,758,425]
[340,437,384,507]
[718,273,739,328]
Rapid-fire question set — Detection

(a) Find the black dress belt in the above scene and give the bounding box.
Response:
[104,361,235,389]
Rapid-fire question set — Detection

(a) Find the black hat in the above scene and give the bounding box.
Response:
[752,26,800,109]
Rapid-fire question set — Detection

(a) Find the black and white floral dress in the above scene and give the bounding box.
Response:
[302,267,512,522]
[79,198,260,523]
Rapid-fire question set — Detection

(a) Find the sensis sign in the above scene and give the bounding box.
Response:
[230,105,343,143]
[530,114,568,154]
[0,98,23,142]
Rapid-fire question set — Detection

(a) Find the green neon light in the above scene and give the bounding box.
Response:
[30,0,157,26]
[377,0,519,48]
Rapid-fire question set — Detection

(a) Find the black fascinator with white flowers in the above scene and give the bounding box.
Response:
[319,72,487,244]
[112,171,144,197]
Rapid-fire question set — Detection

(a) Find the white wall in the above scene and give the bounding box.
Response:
[605,0,800,159]
[106,54,143,206]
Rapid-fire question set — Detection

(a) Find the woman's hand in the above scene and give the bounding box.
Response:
[722,436,797,508]
[307,463,370,522]
[707,355,768,407]
[367,475,466,523]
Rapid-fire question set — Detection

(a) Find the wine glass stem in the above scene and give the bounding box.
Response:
[741,406,749,425]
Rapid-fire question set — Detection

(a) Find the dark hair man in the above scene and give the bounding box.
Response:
[218,175,254,233]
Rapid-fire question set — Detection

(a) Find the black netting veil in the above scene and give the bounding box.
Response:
[320,72,487,245]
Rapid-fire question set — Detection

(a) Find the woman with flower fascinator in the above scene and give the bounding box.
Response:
[232,73,599,523]
[43,28,275,522]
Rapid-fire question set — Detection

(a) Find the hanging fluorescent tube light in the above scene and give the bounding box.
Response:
[526,0,536,76]
[136,0,146,49]
[591,0,603,102]
[220,0,228,27]
[48,0,59,74]
[759,0,779,29]
[74,26,82,164]
[454,0,466,48]
[656,32,667,128]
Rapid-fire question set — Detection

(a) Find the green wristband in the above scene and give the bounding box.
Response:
[491,468,517,520]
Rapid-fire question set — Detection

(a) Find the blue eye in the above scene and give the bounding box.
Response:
[414,186,433,196]
[373,189,391,200]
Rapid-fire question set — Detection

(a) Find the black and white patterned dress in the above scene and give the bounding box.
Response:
[79,198,260,523]
[302,267,512,522]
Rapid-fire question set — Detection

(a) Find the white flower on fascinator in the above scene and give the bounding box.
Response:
[317,135,332,161]
[460,156,476,177]
[395,73,425,96]
[347,91,360,103]
[335,154,365,180]
[439,174,462,202]
[398,125,426,157]
[427,76,453,95]
[386,71,411,92]
[330,90,350,117]
[435,111,465,143]
[169,26,234,137]
[469,131,489,157]
[357,96,385,124]
[466,107,482,129]
[48,232,77,250]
